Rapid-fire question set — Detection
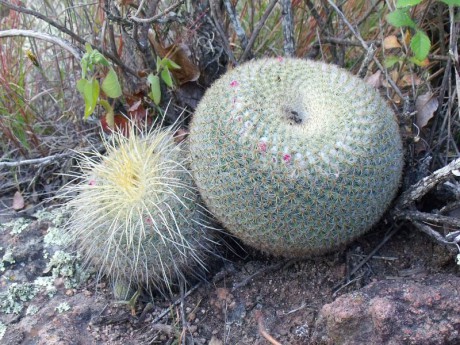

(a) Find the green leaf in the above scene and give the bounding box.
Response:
[162,57,181,70]
[91,50,109,67]
[101,68,122,98]
[396,0,423,7]
[81,56,88,79]
[77,78,100,118]
[438,0,460,6]
[156,56,162,73]
[384,55,401,68]
[84,43,93,53]
[161,67,173,87]
[386,9,416,28]
[99,99,115,129]
[410,30,431,60]
[147,73,161,105]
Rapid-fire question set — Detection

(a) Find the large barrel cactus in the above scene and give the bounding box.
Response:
[189,58,404,257]
[63,125,215,294]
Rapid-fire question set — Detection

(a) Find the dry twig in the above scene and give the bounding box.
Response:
[392,157,460,250]
[223,0,249,52]
[0,0,138,77]
[325,0,408,111]
[448,6,460,112]
[0,152,73,168]
[150,283,201,324]
[210,0,237,64]
[231,260,291,292]
[240,0,279,62]
[395,210,460,229]
[130,0,183,24]
[333,225,400,294]
[281,0,295,56]
[0,29,82,60]
[254,310,282,345]
[395,157,460,209]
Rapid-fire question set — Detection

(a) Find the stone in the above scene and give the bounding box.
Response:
[311,274,460,345]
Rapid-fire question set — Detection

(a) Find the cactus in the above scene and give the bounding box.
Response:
[189,58,404,257]
[63,124,215,294]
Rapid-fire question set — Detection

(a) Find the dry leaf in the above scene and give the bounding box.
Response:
[383,35,401,49]
[173,128,189,144]
[12,191,25,211]
[119,0,136,6]
[148,30,200,85]
[417,58,430,68]
[128,99,142,112]
[209,336,223,345]
[400,74,422,87]
[403,30,411,46]
[216,287,230,301]
[415,92,438,128]
[365,70,382,88]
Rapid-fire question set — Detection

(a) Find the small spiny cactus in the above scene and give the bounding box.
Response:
[63,124,215,294]
[189,58,404,257]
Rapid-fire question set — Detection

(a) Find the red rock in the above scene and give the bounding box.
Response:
[312,274,460,345]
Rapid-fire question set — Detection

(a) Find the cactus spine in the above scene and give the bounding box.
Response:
[189,58,403,257]
[63,125,215,293]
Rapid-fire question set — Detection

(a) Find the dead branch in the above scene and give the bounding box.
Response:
[0,0,138,77]
[0,152,73,168]
[304,0,324,27]
[240,0,279,62]
[325,0,408,111]
[130,0,183,24]
[358,43,376,78]
[394,210,460,229]
[254,310,282,345]
[0,29,82,60]
[223,0,249,52]
[150,323,175,335]
[395,157,460,209]
[281,0,295,56]
[320,37,380,47]
[333,226,400,294]
[411,221,458,249]
[391,157,460,251]
[231,260,291,292]
[210,0,237,64]
[150,283,201,325]
[448,6,460,111]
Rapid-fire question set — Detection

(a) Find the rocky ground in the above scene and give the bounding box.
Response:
[0,203,459,345]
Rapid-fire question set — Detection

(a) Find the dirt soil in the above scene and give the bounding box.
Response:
[0,201,458,345]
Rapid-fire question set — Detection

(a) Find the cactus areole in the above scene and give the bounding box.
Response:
[189,58,404,257]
